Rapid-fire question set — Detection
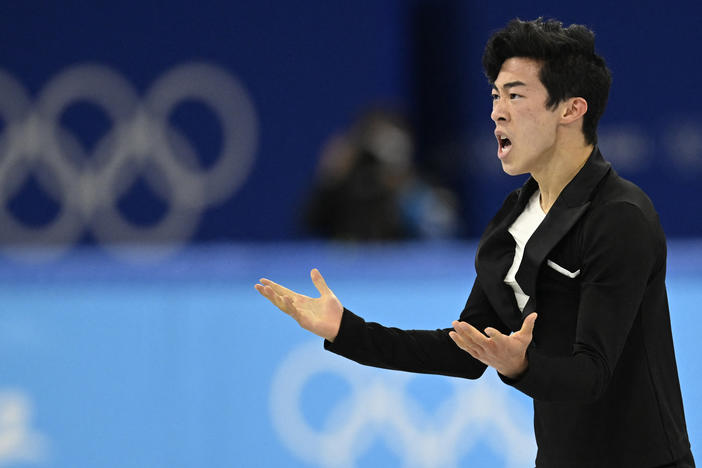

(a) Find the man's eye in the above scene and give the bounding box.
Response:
[491,94,499,101]
[510,93,521,99]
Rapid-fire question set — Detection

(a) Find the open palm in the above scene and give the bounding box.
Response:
[255,268,343,342]
[449,312,537,379]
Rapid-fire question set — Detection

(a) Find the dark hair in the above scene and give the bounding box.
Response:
[482,18,612,145]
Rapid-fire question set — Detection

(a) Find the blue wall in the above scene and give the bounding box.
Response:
[1,1,701,255]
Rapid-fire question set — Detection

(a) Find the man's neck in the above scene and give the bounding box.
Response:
[533,143,594,214]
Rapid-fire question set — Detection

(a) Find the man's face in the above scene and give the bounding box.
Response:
[491,57,561,176]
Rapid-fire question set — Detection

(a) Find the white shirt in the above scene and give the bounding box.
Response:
[504,190,546,312]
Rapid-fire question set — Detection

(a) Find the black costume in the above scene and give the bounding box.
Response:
[325,148,693,467]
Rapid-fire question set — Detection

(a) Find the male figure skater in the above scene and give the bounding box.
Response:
[256,18,694,467]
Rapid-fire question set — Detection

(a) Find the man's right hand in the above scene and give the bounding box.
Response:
[255,268,343,342]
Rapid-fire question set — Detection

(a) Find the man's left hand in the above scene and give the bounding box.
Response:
[449,313,537,379]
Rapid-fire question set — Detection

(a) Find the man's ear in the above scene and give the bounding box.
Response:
[560,97,588,124]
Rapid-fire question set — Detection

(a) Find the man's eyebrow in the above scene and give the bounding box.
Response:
[491,81,527,91]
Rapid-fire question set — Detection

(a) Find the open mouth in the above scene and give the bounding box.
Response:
[499,136,512,150]
[497,134,512,159]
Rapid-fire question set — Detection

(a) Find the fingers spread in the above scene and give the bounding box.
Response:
[449,330,479,357]
[518,313,538,338]
[260,278,299,298]
[283,295,299,319]
[448,330,464,348]
[254,283,274,300]
[256,284,296,316]
[310,268,331,296]
[484,327,505,342]
[452,321,489,354]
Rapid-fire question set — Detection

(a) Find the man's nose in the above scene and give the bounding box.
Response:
[491,101,508,123]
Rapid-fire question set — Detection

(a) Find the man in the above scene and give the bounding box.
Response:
[256,18,694,467]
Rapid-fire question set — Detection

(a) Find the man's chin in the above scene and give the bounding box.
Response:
[500,161,528,177]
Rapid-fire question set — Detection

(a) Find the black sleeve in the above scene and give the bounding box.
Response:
[324,276,510,379]
[501,202,660,401]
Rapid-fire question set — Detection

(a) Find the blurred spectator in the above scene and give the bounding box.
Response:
[304,108,459,240]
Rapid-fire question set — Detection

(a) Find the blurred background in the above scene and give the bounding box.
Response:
[0,1,700,466]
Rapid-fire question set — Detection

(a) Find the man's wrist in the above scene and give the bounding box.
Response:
[499,358,528,380]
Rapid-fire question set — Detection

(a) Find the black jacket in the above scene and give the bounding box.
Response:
[324,148,692,467]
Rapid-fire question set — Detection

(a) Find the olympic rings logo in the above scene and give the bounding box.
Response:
[270,341,535,468]
[0,62,257,262]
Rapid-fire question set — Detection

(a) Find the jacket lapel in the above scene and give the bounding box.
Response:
[515,203,591,317]
[515,148,611,316]
[475,179,538,330]
[475,148,612,328]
